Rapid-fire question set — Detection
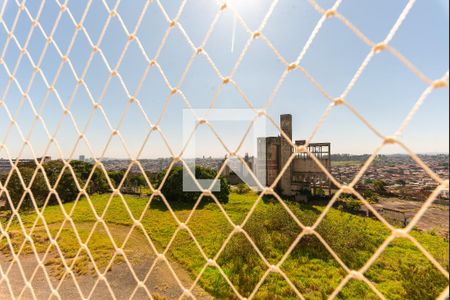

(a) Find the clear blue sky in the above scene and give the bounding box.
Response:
[0,0,448,160]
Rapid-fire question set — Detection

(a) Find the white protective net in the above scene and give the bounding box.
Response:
[0,0,448,299]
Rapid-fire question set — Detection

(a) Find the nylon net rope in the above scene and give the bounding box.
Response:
[0,0,448,299]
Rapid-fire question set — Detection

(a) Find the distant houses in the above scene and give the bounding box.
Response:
[0,156,52,172]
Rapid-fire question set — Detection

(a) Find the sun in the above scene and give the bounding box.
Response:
[227,0,258,13]
[225,0,259,52]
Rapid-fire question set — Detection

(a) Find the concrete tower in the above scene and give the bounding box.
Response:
[279,114,293,196]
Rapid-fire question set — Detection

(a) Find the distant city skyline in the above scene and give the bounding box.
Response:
[1,152,449,163]
[0,0,448,160]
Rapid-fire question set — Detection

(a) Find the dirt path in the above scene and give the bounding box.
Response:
[0,252,212,300]
[0,224,212,300]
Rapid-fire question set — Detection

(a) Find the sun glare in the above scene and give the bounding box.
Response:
[227,0,258,13]
[226,0,259,52]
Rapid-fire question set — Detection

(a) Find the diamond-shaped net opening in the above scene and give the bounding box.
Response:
[0,0,448,299]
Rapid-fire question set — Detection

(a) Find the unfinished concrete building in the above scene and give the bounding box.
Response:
[257,114,332,198]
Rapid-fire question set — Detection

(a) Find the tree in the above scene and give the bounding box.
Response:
[6,167,49,210]
[108,170,126,187]
[86,167,110,194]
[44,160,80,204]
[4,160,115,211]
[55,171,81,204]
[44,160,111,202]
[160,166,229,204]
[373,180,387,195]
[48,160,110,195]
[69,160,93,181]
[125,173,147,188]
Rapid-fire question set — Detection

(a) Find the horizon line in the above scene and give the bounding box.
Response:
[1,153,449,162]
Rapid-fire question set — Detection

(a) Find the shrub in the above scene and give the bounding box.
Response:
[218,234,265,297]
[299,188,313,198]
[160,166,230,204]
[346,198,362,212]
[362,189,379,204]
[338,194,362,213]
[220,203,392,298]
[236,183,251,195]
[400,262,448,300]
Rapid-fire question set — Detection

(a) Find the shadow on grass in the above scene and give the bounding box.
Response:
[262,194,324,216]
[149,196,216,212]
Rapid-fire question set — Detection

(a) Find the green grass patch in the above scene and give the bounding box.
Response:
[1,193,448,299]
